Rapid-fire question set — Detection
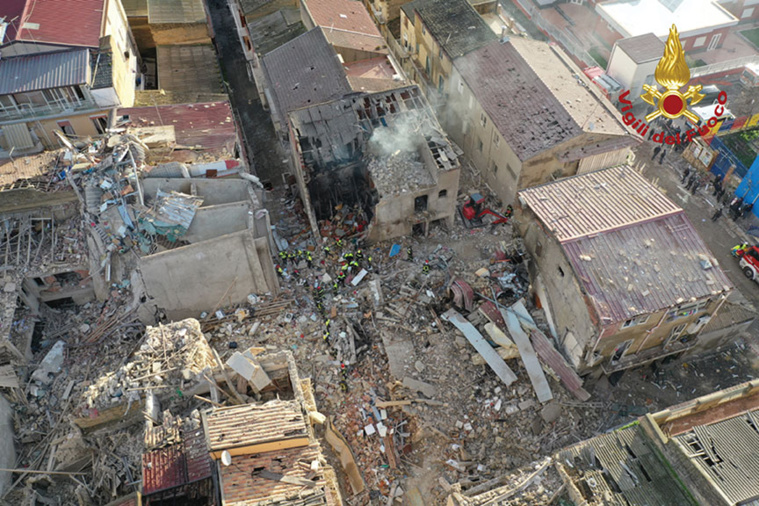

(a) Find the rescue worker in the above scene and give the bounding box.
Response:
[336,238,343,249]
[325,319,331,331]
[287,251,296,264]
[323,330,330,342]
[296,249,303,259]
[407,245,414,261]
[367,255,373,269]
[711,207,723,222]
[344,251,354,262]
[292,269,300,279]
[317,284,325,299]
[278,250,288,263]
[306,252,313,268]
[337,270,347,283]
[356,249,364,260]
[323,244,331,255]
[505,205,513,218]
[732,243,749,257]
[276,264,284,278]
[333,281,339,295]
[422,260,430,275]
[349,260,359,271]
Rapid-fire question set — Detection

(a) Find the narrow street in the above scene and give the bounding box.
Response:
[206,0,287,186]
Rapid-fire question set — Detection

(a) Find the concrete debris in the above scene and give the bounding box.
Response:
[30,341,65,386]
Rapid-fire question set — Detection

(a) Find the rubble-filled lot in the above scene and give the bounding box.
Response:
[2,175,758,505]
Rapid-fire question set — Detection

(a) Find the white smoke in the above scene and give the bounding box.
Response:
[366,111,437,158]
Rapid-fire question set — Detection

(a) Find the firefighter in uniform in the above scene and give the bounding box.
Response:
[407,245,413,261]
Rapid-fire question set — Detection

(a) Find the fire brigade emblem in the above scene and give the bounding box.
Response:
[641,24,704,124]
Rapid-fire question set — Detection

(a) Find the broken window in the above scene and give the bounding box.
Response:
[414,195,428,212]
[611,339,633,362]
[667,299,710,321]
[91,115,108,135]
[458,80,464,94]
[438,189,447,198]
[478,139,483,153]
[493,131,500,146]
[622,315,650,328]
[481,113,487,127]
[57,120,76,137]
[558,266,564,277]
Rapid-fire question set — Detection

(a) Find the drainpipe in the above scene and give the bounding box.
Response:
[693,294,728,342]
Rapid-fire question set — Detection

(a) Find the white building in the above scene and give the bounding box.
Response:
[606,33,664,101]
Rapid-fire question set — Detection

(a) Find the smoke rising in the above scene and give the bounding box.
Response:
[366,111,437,158]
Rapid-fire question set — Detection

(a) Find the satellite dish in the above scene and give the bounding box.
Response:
[221,450,232,466]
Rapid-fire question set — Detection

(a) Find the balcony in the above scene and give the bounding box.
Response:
[0,98,99,123]
[602,338,697,374]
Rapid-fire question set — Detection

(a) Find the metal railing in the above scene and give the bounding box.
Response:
[0,99,97,122]
[691,55,759,79]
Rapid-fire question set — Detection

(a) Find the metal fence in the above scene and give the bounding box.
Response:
[710,136,749,179]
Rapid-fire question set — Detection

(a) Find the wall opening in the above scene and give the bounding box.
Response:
[414,194,428,212]
[412,223,425,236]
[307,164,378,223]
[45,297,76,310]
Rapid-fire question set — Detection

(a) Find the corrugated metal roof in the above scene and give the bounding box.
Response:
[156,45,223,95]
[563,213,733,322]
[121,0,148,17]
[147,0,206,24]
[0,50,90,95]
[519,165,681,242]
[558,424,694,505]
[221,444,329,505]
[676,409,759,504]
[204,400,308,452]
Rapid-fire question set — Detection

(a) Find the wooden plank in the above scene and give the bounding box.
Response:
[325,420,365,493]
[442,309,517,386]
[257,469,317,488]
[0,365,19,388]
[209,437,310,459]
[501,307,554,403]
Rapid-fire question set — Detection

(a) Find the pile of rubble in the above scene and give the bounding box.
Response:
[77,319,216,414]
[367,151,433,196]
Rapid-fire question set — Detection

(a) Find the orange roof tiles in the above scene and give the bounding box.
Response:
[220,444,331,505]
[304,0,380,37]
[204,400,308,453]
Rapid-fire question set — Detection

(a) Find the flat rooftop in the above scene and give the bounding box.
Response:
[156,45,223,95]
[597,0,738,39]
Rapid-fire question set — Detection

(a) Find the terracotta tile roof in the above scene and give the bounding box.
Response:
[521,166,733,322]
[220,444,330,505]
[204,400,308,453]
[518,166,680,242]
[0,151,58,188]
[402,0,496,58]
[324,29,386,53]
[1,0,105,48]
[304,0,381,37]
[118,102,237,158]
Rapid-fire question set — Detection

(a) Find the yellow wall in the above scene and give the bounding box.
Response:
[36,114,103,148]
[400,10,453,93]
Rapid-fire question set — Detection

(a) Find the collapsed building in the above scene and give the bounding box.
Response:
[288,85,461,242]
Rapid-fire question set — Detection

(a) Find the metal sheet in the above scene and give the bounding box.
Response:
[529,328,590,401]
[0,49,89,95]
[501,304,553,403]
[1,122,35,150]
[442,309,517,386]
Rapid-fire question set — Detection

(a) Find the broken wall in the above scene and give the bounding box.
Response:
[139,229,278,320]
[141,178,252,206]
[520,217,597,372]
[182,202,250,243]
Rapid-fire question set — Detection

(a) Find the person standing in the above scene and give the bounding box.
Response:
[659,149,666,164]
[711,207,723,222]
[652,146,661,161]
[682,167,691,184]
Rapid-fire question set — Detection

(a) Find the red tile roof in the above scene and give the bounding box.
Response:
[1,0,105,48]
[119,102,237,158]
[220,444,331,505]
[304,0,380,37]
[324,29,386,53]
[142,444,187,496]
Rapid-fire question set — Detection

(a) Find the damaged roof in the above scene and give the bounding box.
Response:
[519,166,680,242]
[401,0,496,58]
[304,0,381,38]
[558,423,693,505]
[454,38,630,162]
[220,444,331,505]
[141,427,212,496]
[675,409,759,504]
[118,102,237,158]
[262,27,353,127]
[203,400,309,453]
[520,166,733,323]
